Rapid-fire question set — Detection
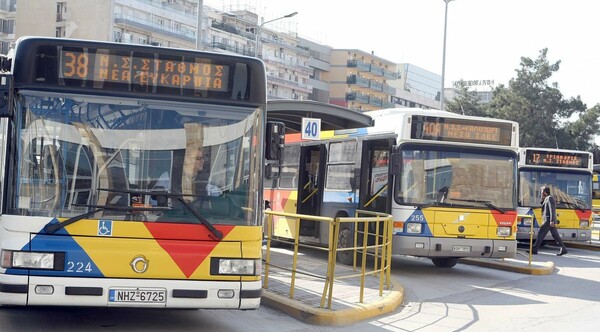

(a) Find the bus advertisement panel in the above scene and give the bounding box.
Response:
[517,148,593,243]
[0,37,273,309]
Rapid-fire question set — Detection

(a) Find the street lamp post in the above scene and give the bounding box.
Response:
[440,0,453,111]
[254,12,298,58]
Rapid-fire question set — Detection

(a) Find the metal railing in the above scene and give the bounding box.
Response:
[519,214,536,266]
[263,209,393,309]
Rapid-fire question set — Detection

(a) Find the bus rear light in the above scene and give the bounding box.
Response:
[579,220,589,227]
[497,227,511,237]
[406,223,422,234]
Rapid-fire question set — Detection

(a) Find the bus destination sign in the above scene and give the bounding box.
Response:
[59,49,230,93]
[411,116,513,146]
[525,150,589,168]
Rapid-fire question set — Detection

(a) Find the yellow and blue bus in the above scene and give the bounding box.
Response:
[517,148,593,244]
[0,37,279,308]
[593,165,600,211]
[265,108,519,267]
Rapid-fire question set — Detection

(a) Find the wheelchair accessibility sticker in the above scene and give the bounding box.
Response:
[98,220,113,236]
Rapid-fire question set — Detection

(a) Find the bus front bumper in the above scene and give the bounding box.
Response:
[392,236,516,258]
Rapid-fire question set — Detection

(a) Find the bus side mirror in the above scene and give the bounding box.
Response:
[266,121,285,163]
[390,152,401,176]
[0,74,13,118]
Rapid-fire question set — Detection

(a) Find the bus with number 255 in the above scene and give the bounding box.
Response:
[0,37,281,309]
[265,108,519,268]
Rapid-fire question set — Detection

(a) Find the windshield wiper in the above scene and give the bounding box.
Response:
[43,204,172,234]
[557,200,586,212]
[100,188,223,240]
[44,208,104,233]
[448,198,506,214]
[420,201,456,209]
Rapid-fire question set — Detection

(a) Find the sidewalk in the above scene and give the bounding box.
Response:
[261,246,404,326]
[260,246,562,326]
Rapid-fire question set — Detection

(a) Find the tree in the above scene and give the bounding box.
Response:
[445,80,488,117]
[488,48,597,150]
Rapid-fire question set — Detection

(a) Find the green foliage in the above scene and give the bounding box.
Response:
[445,80,488,117]
[486,48,597,150]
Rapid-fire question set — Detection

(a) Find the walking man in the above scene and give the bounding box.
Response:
[530,186,568,256]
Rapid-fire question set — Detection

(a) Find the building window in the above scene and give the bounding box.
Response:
[56,27,65,38]
[56,2,67,22]
[138,37,147,44]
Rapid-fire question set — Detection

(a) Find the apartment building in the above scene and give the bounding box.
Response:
[0,0,15,54]
[327,49,397,112]
[11,0,310,101]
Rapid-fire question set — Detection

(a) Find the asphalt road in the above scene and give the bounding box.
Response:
[1,246,598,332]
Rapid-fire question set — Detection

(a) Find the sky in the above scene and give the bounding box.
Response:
[204,0,600,108]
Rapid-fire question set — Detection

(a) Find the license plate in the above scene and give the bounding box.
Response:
[109,288,166,304]
[452,245,471,252]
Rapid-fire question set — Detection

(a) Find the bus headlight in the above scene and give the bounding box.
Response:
[1,250,57,270]
[580,220,589,228]
[497,227,512,237]
[405,223,422,234]
[521,217,532,226]
[213,258,261,276]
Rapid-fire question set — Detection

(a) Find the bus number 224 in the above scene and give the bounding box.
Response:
[67,261,93,273]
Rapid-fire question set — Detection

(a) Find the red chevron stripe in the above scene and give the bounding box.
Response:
[144,223,235,278]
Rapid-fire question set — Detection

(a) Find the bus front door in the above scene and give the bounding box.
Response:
[297,144,326,238]
[358,139,394,242]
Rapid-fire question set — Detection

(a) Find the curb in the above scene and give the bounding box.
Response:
[459,258,554,275]
[565,242,600,251]
[261,279,404,326]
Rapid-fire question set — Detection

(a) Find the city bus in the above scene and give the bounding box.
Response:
[593,165,600,211]
[0,37,281,308]
[265,108,519,267]
[517,148,593,244]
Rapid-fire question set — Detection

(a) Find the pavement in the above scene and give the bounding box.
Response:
[260,240,600,326]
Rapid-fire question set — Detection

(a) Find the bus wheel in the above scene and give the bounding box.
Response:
[337,227,354,265]
[431,257,459,268]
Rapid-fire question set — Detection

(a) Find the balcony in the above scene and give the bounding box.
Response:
[211,21,256,40]
[370,96,383,107]
[370,65,384,76]
[262,55,312,74]
[347,59,370,72]
[383,84,396,95]
[346,75,370,88]
[345,91,369,104]
[211,41,254,56]
[370,80,383,91]
[114,13,195,42]
[267,73,311,93]
[133,0,197,20]
[383,69,399,80]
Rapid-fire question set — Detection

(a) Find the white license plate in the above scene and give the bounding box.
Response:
[452,245,471,252]
[109,288,166,303]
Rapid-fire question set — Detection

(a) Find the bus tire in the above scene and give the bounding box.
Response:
[431,257,459,268]
[337,226,354,265]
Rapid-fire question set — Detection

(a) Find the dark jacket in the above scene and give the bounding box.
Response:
[541,194,557,224]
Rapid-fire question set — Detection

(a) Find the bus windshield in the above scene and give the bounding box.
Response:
[10,91,260,225]
[519,169,591,209]
[396,145,516,210]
